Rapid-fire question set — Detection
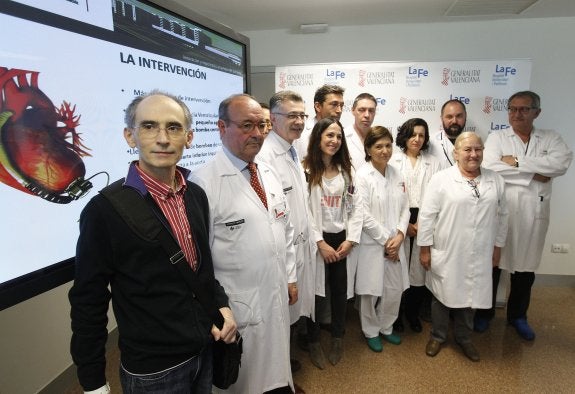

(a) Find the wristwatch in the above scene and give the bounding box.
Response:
[514,156,519,167]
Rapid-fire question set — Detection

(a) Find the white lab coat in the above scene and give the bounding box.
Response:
[191,150,295,394]
[344,125,367,171]
[257,131,315,324]
[307,167,363,299]
[390,151,446,286]
[483,128,572,272]
[352,162,410,296]
[427,130,456,167]
[417,166,509,309]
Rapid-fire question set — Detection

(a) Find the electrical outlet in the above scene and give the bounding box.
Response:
[551,244,570,253]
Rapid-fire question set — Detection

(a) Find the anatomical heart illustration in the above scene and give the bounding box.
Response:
[0,67,92,203]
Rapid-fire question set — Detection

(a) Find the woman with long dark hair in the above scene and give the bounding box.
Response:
[303,117,362,369]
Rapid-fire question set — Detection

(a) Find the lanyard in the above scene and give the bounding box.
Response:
[441,133,454,165]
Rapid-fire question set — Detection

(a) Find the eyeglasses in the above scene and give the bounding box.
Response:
[227,119,268,133]
[273,112,309,121]
[467,179,480,199]
[327,101,345,109]
[507,106,537,114]
[135,122,187,138]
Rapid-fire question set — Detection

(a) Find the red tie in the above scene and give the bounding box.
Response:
[248,162,268,210]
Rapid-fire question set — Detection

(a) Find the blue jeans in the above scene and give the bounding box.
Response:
[120,344,213,393]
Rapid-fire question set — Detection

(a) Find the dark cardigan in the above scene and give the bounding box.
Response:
[69,164,228,391]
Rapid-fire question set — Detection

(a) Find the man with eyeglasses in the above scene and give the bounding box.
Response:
[346,93,377,169]
[477,91,572,340]
[260,102,273,138]
[69,90,237,393]
[428,99,468,166]
[257,90,312,394]
[192,94,298,393]
[294,84,345,159]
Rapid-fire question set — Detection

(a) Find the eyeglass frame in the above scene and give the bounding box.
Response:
[507,106,538,115]
[133,122,188,138]
[272,112,309,121]
[467,179,480,199]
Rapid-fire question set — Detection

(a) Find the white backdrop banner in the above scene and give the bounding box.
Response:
[275,60,531,140]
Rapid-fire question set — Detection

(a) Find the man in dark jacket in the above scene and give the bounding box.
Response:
[69,90,237,393]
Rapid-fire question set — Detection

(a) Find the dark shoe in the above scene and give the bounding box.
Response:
[425,339,441,357]
[290,358,301,373]
[328,338,343,365]
[510,318,535,341]
[393,318,405,333]
[382,333,401,345]
[308,342,326,370]
[457,341,480,362]
[294,383,306,394]
[408,317,422,333]
[366,336,383,352]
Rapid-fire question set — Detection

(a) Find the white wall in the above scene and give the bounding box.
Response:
[0,282,116,393]
[1,15,573,394]
[243,16,575,276]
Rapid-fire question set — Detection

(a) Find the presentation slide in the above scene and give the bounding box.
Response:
[0,1,247,292]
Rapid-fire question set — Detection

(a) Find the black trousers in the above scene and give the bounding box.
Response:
[308,230,347,341]
[404,208,430,322]
[475,267,535,322]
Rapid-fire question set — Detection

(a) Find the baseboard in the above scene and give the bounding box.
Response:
[535,273,575,287]
[39,328,119,394]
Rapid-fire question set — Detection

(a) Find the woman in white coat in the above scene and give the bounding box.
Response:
[353,126,410,352]
[391,118,445,333]
[418,132,508,362]
[303,117,362,369]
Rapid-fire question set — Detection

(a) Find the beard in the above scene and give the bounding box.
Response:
[443,123,464,139]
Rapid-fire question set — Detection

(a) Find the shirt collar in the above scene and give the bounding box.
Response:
[124,161,189,196]
[269,131,292,153]
[222,145,250,171]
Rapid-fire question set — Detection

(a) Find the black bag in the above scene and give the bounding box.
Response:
[101,180,242,389]
[212,332,243,389]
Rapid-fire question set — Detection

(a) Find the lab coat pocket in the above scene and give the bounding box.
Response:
[228,288,263,329]
[215,219,245,258]
[430,248,447,279]
[535,196,550,220]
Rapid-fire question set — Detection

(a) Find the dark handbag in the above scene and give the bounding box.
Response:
[212,332,243,389]
[101,181,242,389]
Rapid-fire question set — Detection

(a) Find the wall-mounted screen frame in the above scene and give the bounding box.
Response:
[0,0,250,310]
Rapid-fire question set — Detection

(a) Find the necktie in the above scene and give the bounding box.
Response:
[289,145,298,162]
[248,162,268,209]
